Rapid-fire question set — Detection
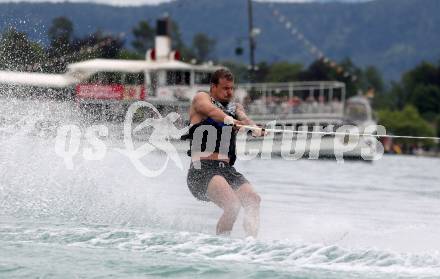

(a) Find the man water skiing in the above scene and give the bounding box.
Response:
[184,69,263,237]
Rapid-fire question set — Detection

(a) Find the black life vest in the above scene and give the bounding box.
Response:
[181,95,238,165]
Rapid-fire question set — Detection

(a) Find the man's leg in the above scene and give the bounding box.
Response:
[235,183,261,238]
[206,175,241,235]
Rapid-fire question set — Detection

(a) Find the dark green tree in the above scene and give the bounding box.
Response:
[221,60,250,83]
[399,62,440,118]
[132,20,154,55]
[98,33,125,59]
[0,28,46,71]
[296,58,366,97]
[192,33,216,62]
[264,62,302,82]
[387,82,406,110]
[298,59,334,81]
[48,16,73,52]
[436,114,440,133]
[118,49,143,60]
[46,17,74,72]
[72,31,124,60]
[169,20,184,50]
[378,105,436,150]
[169,20,194,62]
[254,62,270,83]
[361,66,387,109]
[362,66,385,93]
[436,115,440,149]
[402,62,439,90]
[410,84,440,121]
[337,58,363,97]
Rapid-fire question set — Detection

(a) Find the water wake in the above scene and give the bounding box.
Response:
[0,223,439,277]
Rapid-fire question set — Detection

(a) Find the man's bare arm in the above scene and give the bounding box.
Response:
[235,103,266,137]
[235,103,255,125]
[193,92,236,124]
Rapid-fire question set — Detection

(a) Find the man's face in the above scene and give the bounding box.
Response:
[212,78,234,102]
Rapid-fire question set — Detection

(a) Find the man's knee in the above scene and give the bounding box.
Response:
[244,191,261,209]
[250,192,261,207]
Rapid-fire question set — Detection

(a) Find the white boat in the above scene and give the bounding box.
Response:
[231,83,380,160]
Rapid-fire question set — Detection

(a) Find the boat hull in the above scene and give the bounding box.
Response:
[167,135,380,161]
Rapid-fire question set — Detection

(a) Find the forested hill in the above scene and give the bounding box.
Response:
[0,0,439,80]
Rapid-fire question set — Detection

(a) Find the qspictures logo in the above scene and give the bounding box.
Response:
[54,101,385,177]
[54,101,188,177]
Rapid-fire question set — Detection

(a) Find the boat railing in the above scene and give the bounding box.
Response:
[237,81,346,118]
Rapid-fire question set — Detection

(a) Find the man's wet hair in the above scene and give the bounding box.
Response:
[211,69,234,85]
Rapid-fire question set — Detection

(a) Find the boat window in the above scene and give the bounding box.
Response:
[195,71,212,85]
[125,72,145,85]
[85,72,103,84]
[346,103,368,122]
[101,72,122,84]
[166,71,190,86]
[86,72,123,85]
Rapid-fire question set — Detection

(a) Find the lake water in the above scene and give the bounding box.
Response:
[1,99,440,278]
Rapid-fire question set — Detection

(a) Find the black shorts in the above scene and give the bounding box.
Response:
[187,160,249,202]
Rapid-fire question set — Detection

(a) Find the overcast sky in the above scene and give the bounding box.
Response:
[0,0,370,6]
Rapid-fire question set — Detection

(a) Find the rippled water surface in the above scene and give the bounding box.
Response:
[1,99,440,278]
